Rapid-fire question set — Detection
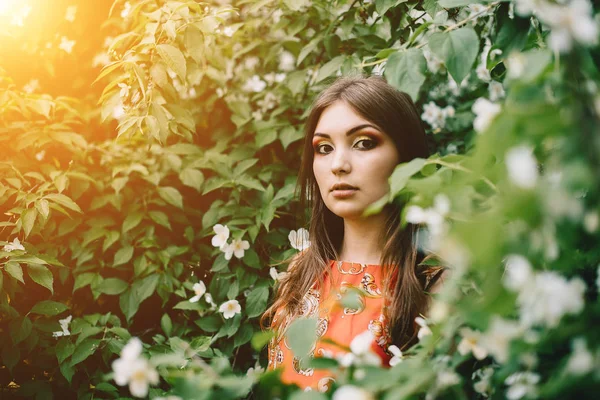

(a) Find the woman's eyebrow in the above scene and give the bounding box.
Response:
[313,124,380,138]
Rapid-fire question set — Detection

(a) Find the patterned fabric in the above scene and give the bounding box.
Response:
[267,259,393,392]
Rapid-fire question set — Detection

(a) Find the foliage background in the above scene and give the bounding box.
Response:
[1,0,600,399]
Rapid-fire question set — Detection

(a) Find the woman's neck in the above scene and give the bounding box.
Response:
[337,212,388,265]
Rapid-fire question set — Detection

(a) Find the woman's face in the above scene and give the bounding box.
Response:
[312,100,400,220]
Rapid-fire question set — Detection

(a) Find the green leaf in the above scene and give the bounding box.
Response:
[233,324,253,347]
[376,0,407,15]
[73,272,96,293]
[113,246,134,266]
[156,44,187,81]
[315,56,345,83]
[149,211,172,230]
[158,186,184,209]
[9,316,32,344]
[438,0,481,7]
[70,338,101,366]
[56,338,75,364]
[390,158,427,196]
[384,48,426,101]
[21,208,37,238]
[246,286,269,318]
[35,199,50,219]
[44,194,82,213]
[122,212,144,234]
[428,27,479,84]
[251,330,274,351]
[29,300,68,316]
[96,278,129,295]
[286,317,317,360]
[161,313,173,337]
[133,274,160,302]
[5,261,24,283]
[103,231,121,252]
[120,289,139,322]
[60,362,75,383]
[196,315,222,332]
[2,346,20,372]
[185,25,204,64]
[28,264,54,294]
[179,168,204,191]
[173,300,203,310]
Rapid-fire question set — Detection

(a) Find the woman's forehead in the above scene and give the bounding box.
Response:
[314,101,376,135]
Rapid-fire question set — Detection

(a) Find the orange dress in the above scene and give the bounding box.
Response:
[267,259,395,392]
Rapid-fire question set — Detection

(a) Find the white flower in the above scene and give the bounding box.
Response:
[23,79,40,94]
[92,52,111,68]
[503,254,533,291]
[565,337,594,375]
[505,371,540,400]
[541,0,598,53]
[372,61,386,76]
[583,211,599,233]
[472,367,494,397]
[457,327,488,360]
[350,330,374,355]
[118,83,130,100]
[467,4,491,22]
[246,363,265,381]
[517,271,586,328]
[423,48,444,74]
[437,370,461,389]
[421,102,454,131]
[332,385,374,400]
[189,281,206,303]
[65,5,77,22]
[121,2,132,18]
[338,331,381,367]
[388,345,403,366]
[222,238,250,260]
[59,36,76,54]
[223,26,235,37]
[243,75,267,93]
[415,316,432,340]
[288,228,310,251]
[506,52,526,79]
[112,338,159,398]
[476,63,491,82]
[112,103,125,120]
[3,238,25,252]
[272,9,283,23]
[35,150,46,161]
[472,98,501,133]
[204,293,216,307]
[488,81,505,101]
[219,299,241,319]
[269,267,288,282]
[479,317,522,363]
[278,50,295,71]
[505,145,539,189]
[211,224,230,249]
[52,315,72,338]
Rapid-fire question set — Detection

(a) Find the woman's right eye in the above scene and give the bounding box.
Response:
[315,144,333,154]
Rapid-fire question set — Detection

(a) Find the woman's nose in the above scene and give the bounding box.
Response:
[331,148,351,175]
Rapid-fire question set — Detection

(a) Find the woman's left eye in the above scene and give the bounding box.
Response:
[354,138,377,150]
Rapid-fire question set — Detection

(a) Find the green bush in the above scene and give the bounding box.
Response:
[1,0,600,399]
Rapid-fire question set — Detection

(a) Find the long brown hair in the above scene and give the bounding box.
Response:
[261,75,431,349]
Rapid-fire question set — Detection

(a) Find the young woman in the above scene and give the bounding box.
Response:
[261,75,448,391]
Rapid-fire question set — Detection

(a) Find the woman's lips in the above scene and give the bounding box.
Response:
[331,189,358,198]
